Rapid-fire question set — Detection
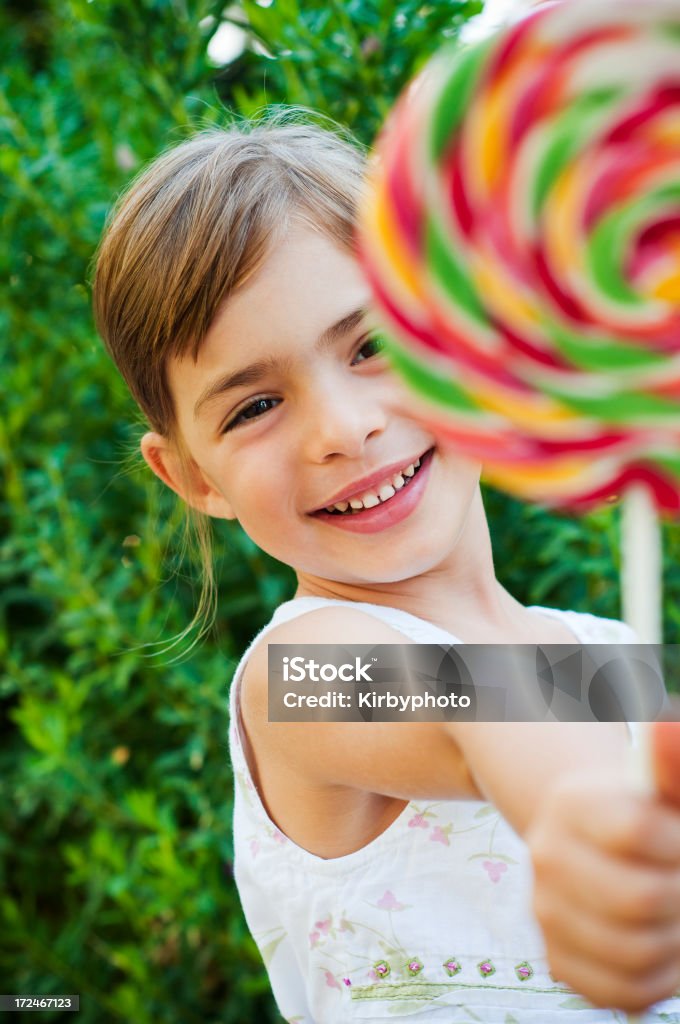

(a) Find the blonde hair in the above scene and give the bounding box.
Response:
[93,113,367,650]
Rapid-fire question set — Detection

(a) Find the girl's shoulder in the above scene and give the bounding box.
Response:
[534,606,640,645]
[241,599,414,700]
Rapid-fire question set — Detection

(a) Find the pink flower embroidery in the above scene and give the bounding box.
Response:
[478,959,496,977]
[430,826,451,846]
[342,977,352,987]
[324,970,341,991]
[483,860,508,883]
[309,930,320,948]
[377,890,405,911]
[443,957,461,977]
[315,917,331,935]
[249,839,260,858]
[272,828,287,844]
[408,813,429,829]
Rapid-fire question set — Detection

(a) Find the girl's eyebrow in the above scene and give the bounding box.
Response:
[193,306,368,419]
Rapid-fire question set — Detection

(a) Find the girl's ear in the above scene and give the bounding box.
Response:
[140,432,236,520]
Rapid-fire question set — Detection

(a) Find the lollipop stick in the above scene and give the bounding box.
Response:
[622,485,661,1021]
[621,485,662,645]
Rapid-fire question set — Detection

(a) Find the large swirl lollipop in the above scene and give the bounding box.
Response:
[359,0,680,642]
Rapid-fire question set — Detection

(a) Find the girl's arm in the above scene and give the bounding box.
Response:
[452,721,680,1011]
[243,605,626,809]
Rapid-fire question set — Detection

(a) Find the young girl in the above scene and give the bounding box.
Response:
[93,119,680,1024]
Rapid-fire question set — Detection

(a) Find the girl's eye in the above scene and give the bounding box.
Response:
[352,333,386,364]
[223,397,279,432]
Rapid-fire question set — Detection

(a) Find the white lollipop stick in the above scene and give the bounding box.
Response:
[621,484,662,1020]
[621,485,662,645]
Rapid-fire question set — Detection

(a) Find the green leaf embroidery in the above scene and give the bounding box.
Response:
[558,996,593,1009]
[259,929,287,968]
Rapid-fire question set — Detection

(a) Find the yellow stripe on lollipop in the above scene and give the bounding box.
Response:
[544,161,585,281]
[644,238,680,302]
[476,384,583,436]
[482,456,596,494]
[474,42,551,196]
[369,178,424,304]
[646,112,680,148]
[472,256,543,336]
[478,87,508,192]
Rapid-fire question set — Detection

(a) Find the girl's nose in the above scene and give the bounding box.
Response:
[300,380,388,463]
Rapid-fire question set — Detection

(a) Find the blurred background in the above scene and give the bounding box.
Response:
[2,0,679,1021]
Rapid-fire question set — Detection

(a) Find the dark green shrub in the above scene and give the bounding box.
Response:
[2,1,677,1022]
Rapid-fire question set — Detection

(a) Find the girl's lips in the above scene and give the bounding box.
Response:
[311,448,434,534]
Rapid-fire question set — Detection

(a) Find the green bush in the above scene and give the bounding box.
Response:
[1,1,678,1022]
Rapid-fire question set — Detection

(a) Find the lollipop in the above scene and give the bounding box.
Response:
[359,0,680,641]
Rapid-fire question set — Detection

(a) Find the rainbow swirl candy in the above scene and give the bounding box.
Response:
[359,0,680,512]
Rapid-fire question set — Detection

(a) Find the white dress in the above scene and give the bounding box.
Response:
[228,597,680,1024]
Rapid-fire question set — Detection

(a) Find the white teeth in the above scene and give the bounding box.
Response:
[323,453,426,514]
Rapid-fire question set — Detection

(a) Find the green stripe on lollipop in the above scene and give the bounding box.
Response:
[658,22,680,43]
[654,453,680,479]
[587,183,680,307]
[429,39,493,163]
[426,214,488,328]
[547,320,668,372]
[532,88,621,220]
[383,333,482,413]
[541,384,680,423]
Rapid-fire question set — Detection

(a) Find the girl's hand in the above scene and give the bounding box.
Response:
[526,771,680,1013]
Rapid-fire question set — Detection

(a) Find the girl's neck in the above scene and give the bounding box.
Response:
[294,490,528,641]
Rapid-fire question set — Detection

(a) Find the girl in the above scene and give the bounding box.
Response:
[94,119,680,1024]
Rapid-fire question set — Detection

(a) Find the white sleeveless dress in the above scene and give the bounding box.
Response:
[228,597,680,1024]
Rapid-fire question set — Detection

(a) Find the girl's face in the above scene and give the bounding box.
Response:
[161,221,482,587]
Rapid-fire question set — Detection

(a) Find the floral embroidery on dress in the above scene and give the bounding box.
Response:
[478,959,496,978]
[483,859,508,882]
[406,957,424,976]
[443,957,462,977]
[375,889,408,911]
[515,961,534,981]
[430,824,452,845]
[373,960,391,979]
[324,970,341,991]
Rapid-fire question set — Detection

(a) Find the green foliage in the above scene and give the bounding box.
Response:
[0,0,485,1020]
[2,1,678,1022]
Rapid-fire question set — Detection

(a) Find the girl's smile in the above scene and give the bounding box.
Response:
[309,446,435,533]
